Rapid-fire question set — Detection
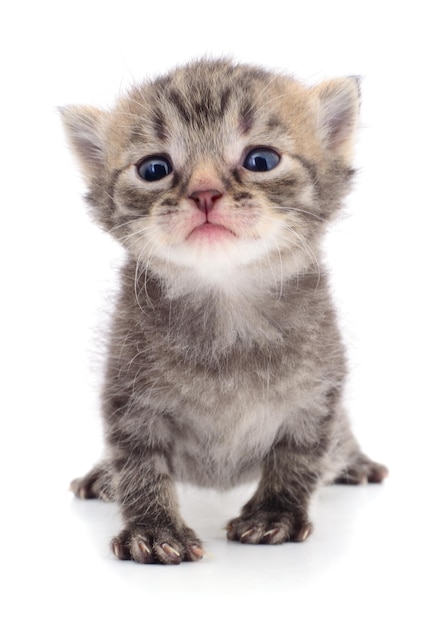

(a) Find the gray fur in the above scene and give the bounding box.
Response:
[62,59,387,565]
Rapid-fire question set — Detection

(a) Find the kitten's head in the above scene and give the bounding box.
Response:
[61,59,359,290]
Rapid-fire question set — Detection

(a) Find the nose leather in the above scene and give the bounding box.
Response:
[189,189,223,213]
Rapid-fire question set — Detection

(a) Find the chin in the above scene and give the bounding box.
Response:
[158,233,277,275]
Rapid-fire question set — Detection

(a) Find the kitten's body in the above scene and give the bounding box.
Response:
[62,60,387,564]
[105,266,347,491]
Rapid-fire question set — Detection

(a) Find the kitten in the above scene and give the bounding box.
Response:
[61,59,388,565]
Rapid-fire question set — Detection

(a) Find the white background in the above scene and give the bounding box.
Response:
[1,1,443,624]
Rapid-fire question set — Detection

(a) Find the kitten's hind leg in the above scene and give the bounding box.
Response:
[334,452,388,485]
[70,460,115,501]
[331,413,388,485]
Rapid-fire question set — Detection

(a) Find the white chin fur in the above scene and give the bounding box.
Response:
[148,235,279,283]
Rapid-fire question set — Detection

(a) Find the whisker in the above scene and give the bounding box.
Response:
[108,218,145,235]
[275,206,326,222]
[280,226,321,287]
[265,235,284,300]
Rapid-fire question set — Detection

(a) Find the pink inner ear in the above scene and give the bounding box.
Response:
[326,105,355,148]
[73,128,104,166]
[60,105,105,177]
[70,118,104,165]
[317,79,360,152]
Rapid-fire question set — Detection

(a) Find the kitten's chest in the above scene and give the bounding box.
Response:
[145,340,326,488]
[129,287,332,420]
[170,400,285,488]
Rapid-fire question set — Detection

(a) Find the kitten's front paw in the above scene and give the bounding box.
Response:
[226,511,313,545]
[111,525,204,565]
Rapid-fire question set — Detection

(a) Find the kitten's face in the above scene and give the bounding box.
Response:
[62,61,359,286]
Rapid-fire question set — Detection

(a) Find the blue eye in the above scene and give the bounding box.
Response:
[137,156,172,181]
[243,148,280,172]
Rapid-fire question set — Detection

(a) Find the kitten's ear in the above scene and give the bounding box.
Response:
[312,77,360,162]
[59,105,107,182]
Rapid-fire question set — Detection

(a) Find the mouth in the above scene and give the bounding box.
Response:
[187,222,237,242]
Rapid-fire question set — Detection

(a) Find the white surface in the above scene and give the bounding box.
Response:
[2,1,443,624]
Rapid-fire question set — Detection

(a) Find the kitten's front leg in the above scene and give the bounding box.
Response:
[227,438,320,545]
[110,449,203,565]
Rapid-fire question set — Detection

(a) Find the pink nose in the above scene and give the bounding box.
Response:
[189,189,223,213]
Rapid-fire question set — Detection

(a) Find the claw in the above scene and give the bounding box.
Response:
[189,545,204,561]
[162,543,180,557]
[296,525,312,542]
[111,538,126,560]
[138,541,151,555]
[134,539,154,563]
[157,542,182,564]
